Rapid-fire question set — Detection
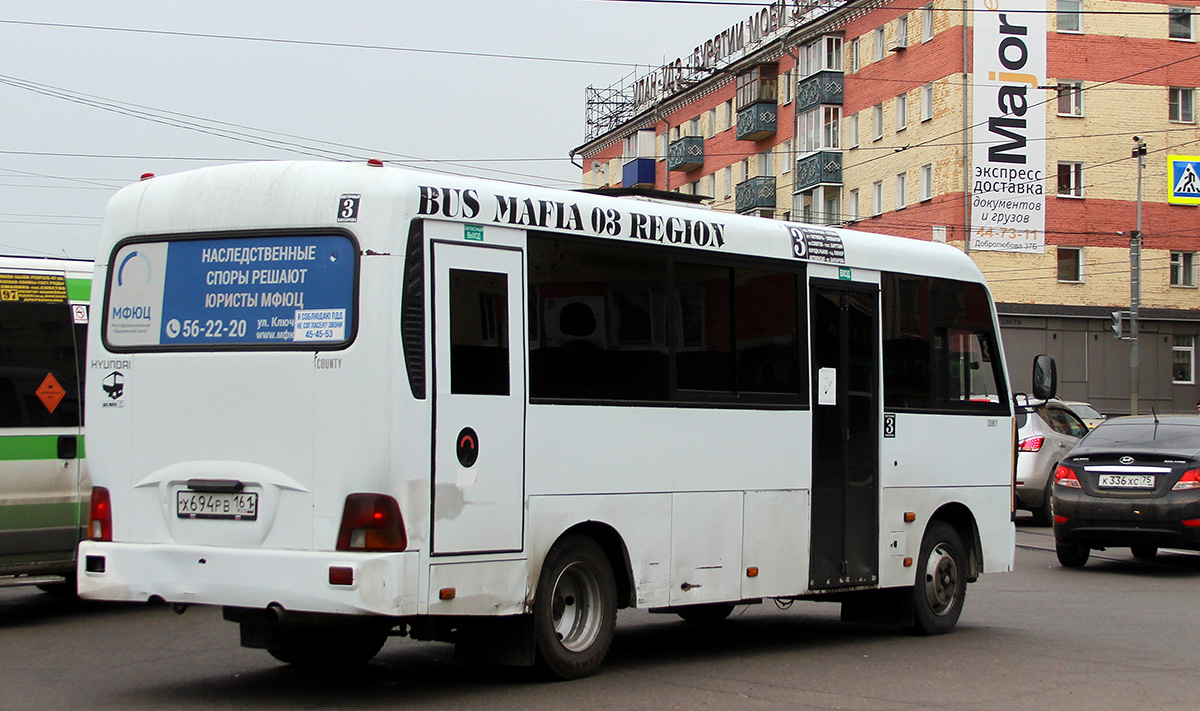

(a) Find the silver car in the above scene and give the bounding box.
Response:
[1015,399,1089,525]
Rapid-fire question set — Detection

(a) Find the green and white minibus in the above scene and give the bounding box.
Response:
[0,256,90,592]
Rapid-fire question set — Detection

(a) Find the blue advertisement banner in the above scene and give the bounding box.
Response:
[106,234,355,349]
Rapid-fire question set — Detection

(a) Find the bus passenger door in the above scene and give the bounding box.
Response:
[431,243,525,555]
[809,280,879,590]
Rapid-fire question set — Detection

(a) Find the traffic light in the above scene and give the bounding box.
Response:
[1111,310,1126,339]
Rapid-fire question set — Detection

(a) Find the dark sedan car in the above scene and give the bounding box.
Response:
[1053,415,1200,567]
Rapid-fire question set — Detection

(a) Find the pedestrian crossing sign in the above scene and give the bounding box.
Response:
[1168,155,1200,205]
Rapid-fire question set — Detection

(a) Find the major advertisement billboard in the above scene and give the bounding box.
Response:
[970,0,1047,254]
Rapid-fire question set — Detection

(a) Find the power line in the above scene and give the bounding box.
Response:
[0,19,641,69]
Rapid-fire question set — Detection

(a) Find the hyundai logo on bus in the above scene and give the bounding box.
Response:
[417,185,727,250]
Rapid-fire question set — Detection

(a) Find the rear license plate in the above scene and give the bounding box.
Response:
[176,490,258,520]
[1097,474,1154,489]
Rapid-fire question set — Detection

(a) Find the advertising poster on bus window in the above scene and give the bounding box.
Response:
[105,234,355,349]
[970,0,1047,254]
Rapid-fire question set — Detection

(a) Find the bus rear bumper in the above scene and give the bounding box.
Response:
[77,541,421,617]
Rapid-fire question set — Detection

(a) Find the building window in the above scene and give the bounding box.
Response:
[1057,162,1084,197]
[872,103,883,140]
[1169,6,1194,40]
[848,189,859,221]
[896,173,908,209]
[701,174,715,198]
[922,5,935,41]
[707,108,718,138]
[1174,336,1196,384]
[896,93,908,131]
[826,36,844,70]
[724,100,734,129]
[872,180,883,216]
[741,158,750,182]
[1057,0,1082,32]
[782,140,792,173]
[783,70,793,104]
[920,163,933,201]
[874,27,886,60]
[895,15,909,48]
[723,167,733,198]
[823,106,841,148]
[849,113,860,148]
[688,117,701,137]
[1056,80,1084,116]
[759,150,773,177]
[850,38,860,72]
[823,193,841,225]
[1170,87,1196,123]
[1057,247,1083,282]
[1171,251,1197,286]
[921,83,934,121]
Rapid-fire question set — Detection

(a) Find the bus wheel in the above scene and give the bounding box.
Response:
[533,534,617,680]
[267,625,387,668]
[905,521,966,636]
[677,603,735,624]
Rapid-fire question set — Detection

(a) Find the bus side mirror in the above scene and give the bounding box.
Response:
[1032,354,1057,400]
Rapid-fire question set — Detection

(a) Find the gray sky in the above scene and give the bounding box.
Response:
[1,0,749,259]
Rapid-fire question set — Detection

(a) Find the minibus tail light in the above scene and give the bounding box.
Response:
[89,486,113,541]
[1054,465,1081,488]
[336,494,407,552]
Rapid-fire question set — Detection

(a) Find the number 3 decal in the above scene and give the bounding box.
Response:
[337,194,361,222]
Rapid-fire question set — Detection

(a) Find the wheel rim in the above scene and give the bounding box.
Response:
[923,542,960,616]
[551,560,603,653]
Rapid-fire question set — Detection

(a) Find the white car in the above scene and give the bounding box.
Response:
[1015,399,1089,525]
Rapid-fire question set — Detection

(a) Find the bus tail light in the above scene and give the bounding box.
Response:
[1018,436,1045,452]
[1171,469,1200,491]
[1054,465,1081,488]
[336,494,407,552]
[89,486,113,541]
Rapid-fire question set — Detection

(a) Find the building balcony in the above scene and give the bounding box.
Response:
[736,102,777,141]
[795,71,844,113]
[667,136,705,172]
[622,157,656,188]
[735,176,776,213]
[794,151,843,192]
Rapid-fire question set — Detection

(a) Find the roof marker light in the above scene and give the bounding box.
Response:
[367,158,384,167]
[140,173,155,181]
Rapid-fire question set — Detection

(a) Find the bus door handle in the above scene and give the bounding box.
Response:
[57,435,78,460]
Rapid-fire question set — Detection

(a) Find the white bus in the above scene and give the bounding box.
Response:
[79,160,1025,679]
[0,255,91,592]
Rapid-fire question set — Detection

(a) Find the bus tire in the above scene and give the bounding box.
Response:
[904,521,966,636]
[677,603,735,624]
[533,534,617,680]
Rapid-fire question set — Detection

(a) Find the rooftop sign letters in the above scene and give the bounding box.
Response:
[631,0,838,112]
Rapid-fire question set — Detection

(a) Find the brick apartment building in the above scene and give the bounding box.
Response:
[573,0,1200,414]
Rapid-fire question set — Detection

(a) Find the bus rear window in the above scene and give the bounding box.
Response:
[103,231,357,351]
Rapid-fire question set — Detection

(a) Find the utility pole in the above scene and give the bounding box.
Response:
[1130,136,1147,415]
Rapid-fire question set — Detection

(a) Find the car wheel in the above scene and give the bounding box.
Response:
[1130,545,1158,560]
[1055,540,1090,568]
[904,521,966,636]
[1029,478,1055,527]
[677,603,736,624]
[533,534,617,680]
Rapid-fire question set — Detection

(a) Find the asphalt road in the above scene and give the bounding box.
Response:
[2,521,1197,711]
